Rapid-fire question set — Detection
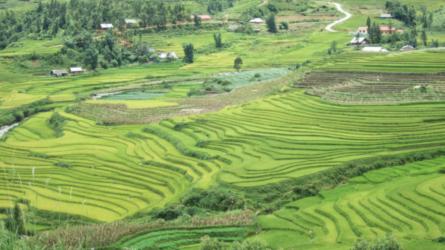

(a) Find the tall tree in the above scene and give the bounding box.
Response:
[12,203,26,235]
[183,43,194,63]
[84,47,99,70]
[266,15,277,33]
[234,56,243,72]
[213,32,222,48]
[421,29,428,46]
[193,15,201,28]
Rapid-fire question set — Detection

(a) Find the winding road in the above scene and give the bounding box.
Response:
[325,2,352,32]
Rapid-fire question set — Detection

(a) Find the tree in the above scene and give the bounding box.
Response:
[213,32,222,48]
[200,236,223,250]
[234,56,243,72]
[421,29,428,46]
[194,15,202,28]
[6,204,26,235]
[183,43,194,63]
[84,47,99,70]
[366,17,372,31]
[266,15,277,33]
[232,240,272,250]
[279,21,289,30]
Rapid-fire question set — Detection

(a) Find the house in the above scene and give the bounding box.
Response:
[379,13,393,19]
[356,25,403,35]
[379,25,398,34]
[357,26,368,34]
[69,67,84,74]
[50,69,68,77]
[349,37,369,46]
[100,23,113,30]
[124,19,139,27]
[362,46,389,53]
[400,45,415,51]
[191,15,212,21]
[159,52,178,60]
[249,18,265,24]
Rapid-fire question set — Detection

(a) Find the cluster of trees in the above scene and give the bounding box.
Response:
[200,237,272,250]
[152,188,245,221]
[60,30,157,70]
[385,1,417,27]
[352,234,402,250]
[206,0,236,14]
[0,0,218,50]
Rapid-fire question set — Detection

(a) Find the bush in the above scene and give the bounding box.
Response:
[352,234,402,250]
[48,112,66,137]
[231,240,272,250]
[200,236,224,250]
[182,188,245,212]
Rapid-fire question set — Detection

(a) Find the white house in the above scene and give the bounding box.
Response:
[249,18,265,24]
[362,47,389,53]
[100,23,113,30]
[400,45,415,52]
[379,13,393,19]
[69,67,84,74]
[50,69,68,77]
[159,52,178,60]
[349,37,369,46]
[124,19,139,26]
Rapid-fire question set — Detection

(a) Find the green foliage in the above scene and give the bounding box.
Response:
[201,236,224,250]
[5,204,26,236]
[385,1,417,27]
[54,162,72,169]
[153,187,245,221]
[266,15,277,33]
[352,234,402,250]
[231,240,272,250]
[48,112,65,137]
[0,99,53,126]
[279,22,289,30]
[214,32,223,48]
[194,15,202,28]
[183,43,194,63]
[234,56,243,72]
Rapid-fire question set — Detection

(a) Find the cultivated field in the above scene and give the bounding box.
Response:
[256,157,445,250]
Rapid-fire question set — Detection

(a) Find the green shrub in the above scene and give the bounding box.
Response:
[48,112,66,137]
[200,236,223,250]
[54,162,72,169]
[352,234,402,250]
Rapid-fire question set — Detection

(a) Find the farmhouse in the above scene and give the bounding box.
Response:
[249,18,265,24]
[70,67,84,74]
[379,13,393,19]
[159,52,178,60]
[50,69,68,77]
[362,46,388,53]
[192,15,212,21]
[100,23,113,30]
[349,37,369,46]
[357,26,368,34]
[124,19,139,27]
[400,45,415,52]
[356,25,403,35]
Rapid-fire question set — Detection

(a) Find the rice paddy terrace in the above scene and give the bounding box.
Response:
[1,90,445,222]
[256,157,445,250]
[1,0,445,248]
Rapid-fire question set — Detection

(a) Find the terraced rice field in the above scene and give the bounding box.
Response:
[115,226,250,249]
[1,90,445,221]
[256,157,445,250]
[299,71,445,104]
[319,50,445,73]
